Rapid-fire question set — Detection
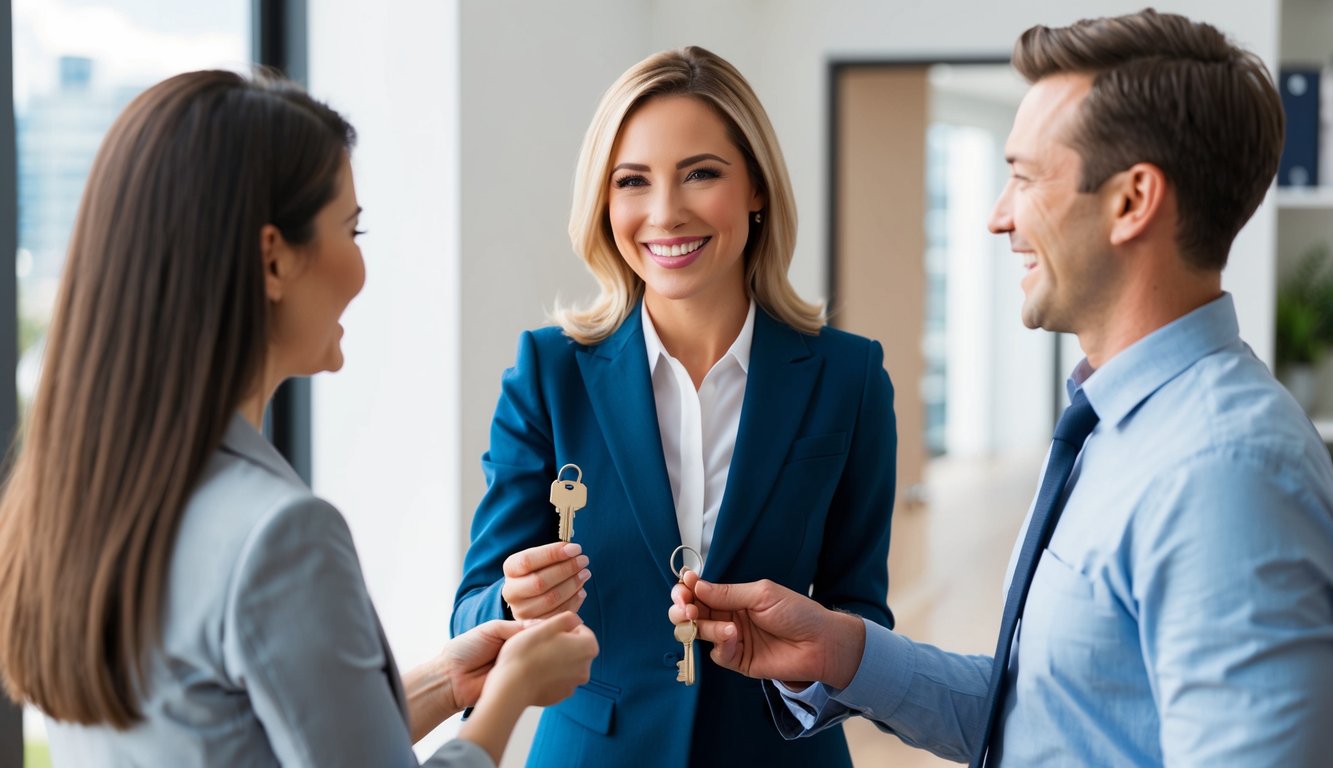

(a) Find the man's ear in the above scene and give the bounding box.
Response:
[1107,162,1168,246]
[260,224,291,302]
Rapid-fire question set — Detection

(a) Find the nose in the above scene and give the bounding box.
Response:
[647,185,686,231]
[988,180,1014,235]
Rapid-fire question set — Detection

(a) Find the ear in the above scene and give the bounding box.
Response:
[260,224,293,302]
[749,185,767,216]
[1107,162,1168,247]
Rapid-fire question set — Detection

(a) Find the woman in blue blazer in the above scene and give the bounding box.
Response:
[0,70,596,767]
[453,47,897,767]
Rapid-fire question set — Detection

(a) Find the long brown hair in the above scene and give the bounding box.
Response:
[0,70,354,727]
[1013,8,1283,270]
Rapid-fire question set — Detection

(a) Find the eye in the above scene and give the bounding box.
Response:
[613,174,648,189]
[685,167,722,182]
[353,228,367,238]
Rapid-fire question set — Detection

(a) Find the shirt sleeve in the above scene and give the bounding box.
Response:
[1134,449,1333,764]
[765,618,992,763]
[223,496,423,767]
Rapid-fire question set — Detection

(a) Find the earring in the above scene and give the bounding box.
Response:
[753,211,763,225]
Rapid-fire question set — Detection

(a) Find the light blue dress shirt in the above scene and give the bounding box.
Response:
[775,294,1333,765]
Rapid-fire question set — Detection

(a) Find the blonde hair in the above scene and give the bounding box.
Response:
[556,46,822,344]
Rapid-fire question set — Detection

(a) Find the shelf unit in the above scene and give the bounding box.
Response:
[1315,417,1333,444]
[1276,0,1333,443]
[1275,187,1333,210]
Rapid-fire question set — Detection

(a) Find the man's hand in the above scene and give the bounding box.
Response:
[669,570,866,690]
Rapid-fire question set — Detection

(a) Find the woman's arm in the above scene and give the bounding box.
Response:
[455,613,598,765]
[813,339,897,626]
[223,497,424,766]
[403,620,523,741]
[454,331,585,634]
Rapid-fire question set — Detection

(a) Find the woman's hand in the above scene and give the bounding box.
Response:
[500,542,591,620]
[404,619,523,742]
[486,611,599,707]
[459,612,598,764]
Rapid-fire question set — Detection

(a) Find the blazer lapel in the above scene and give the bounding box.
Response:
[704,309,822,579]
[577,305,682,589]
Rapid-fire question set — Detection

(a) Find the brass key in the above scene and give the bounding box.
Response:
[549,464,587,542]
[674,620,697,686]
[668,544,704,687]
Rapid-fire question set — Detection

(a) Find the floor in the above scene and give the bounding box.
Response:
[844,451,1040,766]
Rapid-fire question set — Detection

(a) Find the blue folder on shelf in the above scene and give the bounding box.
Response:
[1279,68,1321,187]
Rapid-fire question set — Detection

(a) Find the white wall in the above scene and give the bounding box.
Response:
[306,0,463,755]
[457,0,651,531]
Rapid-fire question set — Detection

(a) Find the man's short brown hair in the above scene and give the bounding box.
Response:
[1013,8,1283,270]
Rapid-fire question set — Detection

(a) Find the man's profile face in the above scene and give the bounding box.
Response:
[988,73,1118,335]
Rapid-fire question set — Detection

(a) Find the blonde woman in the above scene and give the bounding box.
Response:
[453,47,896,767]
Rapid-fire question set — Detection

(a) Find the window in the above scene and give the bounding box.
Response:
[14,0,250,413]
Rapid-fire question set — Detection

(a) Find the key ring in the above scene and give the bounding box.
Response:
[556,463,582,483]
[669,544,703,580]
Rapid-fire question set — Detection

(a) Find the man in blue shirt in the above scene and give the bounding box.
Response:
[670,9,1333,765]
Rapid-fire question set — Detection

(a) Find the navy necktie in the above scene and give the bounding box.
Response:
[970,389,1099,768]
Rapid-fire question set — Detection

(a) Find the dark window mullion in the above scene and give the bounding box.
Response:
[1,0,23,760]
[254,0,312,484]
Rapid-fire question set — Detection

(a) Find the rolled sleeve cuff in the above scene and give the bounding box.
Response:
[767,618,915,737]
[831,618,915,721]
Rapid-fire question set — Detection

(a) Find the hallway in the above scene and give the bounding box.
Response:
[846,451,1042,766]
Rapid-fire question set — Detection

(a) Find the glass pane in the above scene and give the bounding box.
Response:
[12,0,250,757]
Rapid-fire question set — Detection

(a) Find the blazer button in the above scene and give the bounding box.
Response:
[662,651,680,667]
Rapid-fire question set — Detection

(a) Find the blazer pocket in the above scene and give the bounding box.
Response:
[785,431,848,463]
[555,679,618,735]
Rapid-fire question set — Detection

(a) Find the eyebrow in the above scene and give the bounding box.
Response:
[344,206,363,223]
[610,153,733,174]
[677,153,730,168]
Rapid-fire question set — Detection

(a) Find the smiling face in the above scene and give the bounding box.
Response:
[270,154,366,377]
[607,94,764,312]
[988,73,1118,334]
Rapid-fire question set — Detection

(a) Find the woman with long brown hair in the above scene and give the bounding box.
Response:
[0,69,596,767]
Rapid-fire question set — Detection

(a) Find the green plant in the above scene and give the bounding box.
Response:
[1275,244,1333,368]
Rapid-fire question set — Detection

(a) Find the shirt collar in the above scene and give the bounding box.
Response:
[1072,292,1240,427]
[641,299,756,375]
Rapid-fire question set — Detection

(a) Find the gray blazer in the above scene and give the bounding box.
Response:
[46,415,490,768]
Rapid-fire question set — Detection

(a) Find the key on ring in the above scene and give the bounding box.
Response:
[550,464,586,542]
[675,620,697,686]
[669,544,703,686]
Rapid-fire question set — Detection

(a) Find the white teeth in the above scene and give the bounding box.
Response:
[646,238,706,257]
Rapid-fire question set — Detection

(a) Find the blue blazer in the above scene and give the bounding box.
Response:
[453,304,896,768]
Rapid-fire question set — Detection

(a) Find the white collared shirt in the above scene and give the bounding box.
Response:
[641,300,755,568]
